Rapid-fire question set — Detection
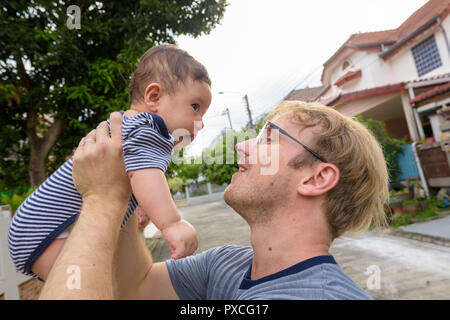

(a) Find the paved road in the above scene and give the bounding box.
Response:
[146,199,450,300]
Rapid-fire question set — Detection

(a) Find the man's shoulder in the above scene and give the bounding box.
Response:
[238,259,372,300]
[201,245,253,263]
[206,245,253,254]
[320,263,373,300]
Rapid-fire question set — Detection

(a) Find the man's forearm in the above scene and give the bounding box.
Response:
[39,198,126,299]
[113,213,154,299]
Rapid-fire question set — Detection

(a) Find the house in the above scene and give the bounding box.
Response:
[288,0,450,142]
[286,0,450,191]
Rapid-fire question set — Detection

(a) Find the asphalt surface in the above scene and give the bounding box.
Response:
[145,195,450,300]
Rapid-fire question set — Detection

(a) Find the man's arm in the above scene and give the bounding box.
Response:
[113,212,179,300]
[33,212,179,300]
[39,197,124,299]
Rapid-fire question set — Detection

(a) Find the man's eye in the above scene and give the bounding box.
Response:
[191,103,200,112]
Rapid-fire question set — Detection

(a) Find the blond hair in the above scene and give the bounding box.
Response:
[265,101,389,239]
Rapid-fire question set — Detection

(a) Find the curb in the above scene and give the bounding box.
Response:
[389,228,450,247]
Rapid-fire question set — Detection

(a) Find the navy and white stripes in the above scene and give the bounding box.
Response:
[121,112,174,173]
[8,112,174,278]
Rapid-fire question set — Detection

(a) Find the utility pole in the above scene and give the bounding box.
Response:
[218,91,254,129]
[221,108,233,130]
[243,94,254,129]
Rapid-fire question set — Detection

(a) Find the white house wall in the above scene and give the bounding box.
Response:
[324,16,450,95]
[387,23,450,83]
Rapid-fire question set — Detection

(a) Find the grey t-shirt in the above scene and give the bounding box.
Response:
[166,245,372,300]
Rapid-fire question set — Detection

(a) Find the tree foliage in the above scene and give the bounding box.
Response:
[0,0,227,190]
[355,116,407,182]
[167,176,184,193]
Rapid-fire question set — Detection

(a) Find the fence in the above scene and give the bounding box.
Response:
[396,144,420,181]
[185,181,226,198]
[0,205,30,299]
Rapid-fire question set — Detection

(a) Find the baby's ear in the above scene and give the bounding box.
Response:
[144,83,161,112]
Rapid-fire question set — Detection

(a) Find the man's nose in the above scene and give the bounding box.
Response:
[235,138,257,158]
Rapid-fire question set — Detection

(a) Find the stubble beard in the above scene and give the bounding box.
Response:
[224,174,286,226]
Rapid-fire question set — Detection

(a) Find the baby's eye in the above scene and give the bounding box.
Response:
[191,103,200,112]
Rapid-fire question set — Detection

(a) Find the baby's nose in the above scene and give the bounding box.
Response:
[194,120,204,131]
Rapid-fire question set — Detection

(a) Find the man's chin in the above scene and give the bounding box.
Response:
[223,184,233,205]
[223,183,240,208]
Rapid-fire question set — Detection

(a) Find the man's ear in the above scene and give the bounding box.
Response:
[143,83,162,113]
[297,163,340,197]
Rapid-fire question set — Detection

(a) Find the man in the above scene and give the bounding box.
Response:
[39,101,389,299]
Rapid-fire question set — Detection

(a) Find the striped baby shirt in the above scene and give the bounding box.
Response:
[8,111,174,278]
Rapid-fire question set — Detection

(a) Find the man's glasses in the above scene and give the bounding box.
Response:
[256,121,327,163]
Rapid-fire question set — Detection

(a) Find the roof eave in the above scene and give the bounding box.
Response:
[380,14,440,60]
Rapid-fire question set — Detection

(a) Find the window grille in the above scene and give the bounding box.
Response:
[412,35,442,77]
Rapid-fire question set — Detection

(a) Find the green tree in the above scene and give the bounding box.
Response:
[167,176,184,194]
[355,116,407,182]
[178,163,202,186]
[201,130,240,185]
[0,0,227,189]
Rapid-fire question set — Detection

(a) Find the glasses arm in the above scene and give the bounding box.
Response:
[268,122,327,163]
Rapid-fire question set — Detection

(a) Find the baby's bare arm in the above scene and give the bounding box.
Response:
[129,168,181,230]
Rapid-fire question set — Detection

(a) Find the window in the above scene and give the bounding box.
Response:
[412,35,442,77]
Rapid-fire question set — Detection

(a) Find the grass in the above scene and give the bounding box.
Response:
[390,207,440,229]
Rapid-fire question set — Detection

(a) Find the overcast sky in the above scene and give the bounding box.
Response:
[176,0,429,156]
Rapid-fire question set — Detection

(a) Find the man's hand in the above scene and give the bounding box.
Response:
[72,112,131,207]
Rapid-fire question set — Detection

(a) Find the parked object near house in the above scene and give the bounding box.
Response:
[417,139,450,187]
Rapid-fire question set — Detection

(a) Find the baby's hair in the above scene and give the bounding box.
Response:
[129,44,211,104]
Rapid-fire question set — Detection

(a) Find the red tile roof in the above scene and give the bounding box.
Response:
[410,81,450,104]
[395,0,450,40]
[319,82,406,106]
[345,30,397,47]
[322,0,450,81]
[284,86,328,102]
[407,72,450,86]
[334,70,362,87]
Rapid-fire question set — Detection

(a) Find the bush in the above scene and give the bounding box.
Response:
[0,187,36,212]
[167,177,184,194]
[355,116,408,182]
[391,207,438,228]
[402,199,419,206]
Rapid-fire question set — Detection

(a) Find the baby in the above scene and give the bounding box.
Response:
[8,44,212,278]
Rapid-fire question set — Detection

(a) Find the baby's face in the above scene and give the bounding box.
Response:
[158,78,212,147]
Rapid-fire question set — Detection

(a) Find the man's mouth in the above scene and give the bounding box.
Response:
[238,165,249,172]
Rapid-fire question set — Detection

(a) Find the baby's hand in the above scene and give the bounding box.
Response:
[161,220,198,260]
[137,206,150,230]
